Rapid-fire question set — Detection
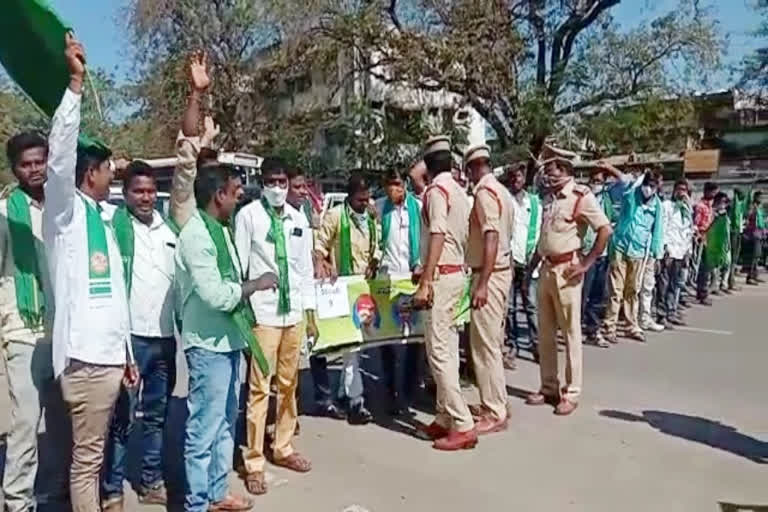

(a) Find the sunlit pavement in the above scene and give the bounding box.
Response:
[2,278,767,512]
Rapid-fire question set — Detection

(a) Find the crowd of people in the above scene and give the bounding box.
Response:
[2,36,766,512]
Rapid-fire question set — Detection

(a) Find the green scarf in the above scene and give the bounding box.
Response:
[6,188,45,328]
[706,213,731,268]
[526,193,540,261]
[261,198,290,315]
[198,209,269,376]
[111,206,135,296]
[756,207,766,230]
[380,194,421,270]
[82,197,112,298]
[338,203,376,277]
[112,206,181,296]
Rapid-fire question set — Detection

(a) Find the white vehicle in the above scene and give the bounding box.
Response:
[322,192,347,218]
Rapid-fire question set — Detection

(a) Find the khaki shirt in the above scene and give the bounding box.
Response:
[539,179,609,257]
[421,172,470,266]
[170,131,202,230]
[466,173,514,269]
[315,204,381,275]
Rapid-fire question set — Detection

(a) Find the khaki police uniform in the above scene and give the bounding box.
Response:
[421,137,474,433]
[537,178,609,402]
[466,159,514,422]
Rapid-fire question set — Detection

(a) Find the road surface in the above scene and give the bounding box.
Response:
[1,281,766,512]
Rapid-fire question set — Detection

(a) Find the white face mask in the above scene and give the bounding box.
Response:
[263,185,288,207]
[641,185,655,199]
[591,184,604,195]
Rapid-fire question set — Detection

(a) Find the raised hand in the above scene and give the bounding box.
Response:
[201,115,220,147]
[65,33,86,92]
[189,51,210,92]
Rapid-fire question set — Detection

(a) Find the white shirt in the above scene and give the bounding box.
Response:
[663,199,693,260]
[234,200,316,328]
[43,89,131,377]
[129,212,176,337]
[374,196,422,275]
[510,191,542,265]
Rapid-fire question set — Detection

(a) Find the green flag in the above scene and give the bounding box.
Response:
[0,0,72,118]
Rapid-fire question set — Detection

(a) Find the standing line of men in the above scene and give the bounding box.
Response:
[4,33,768,512]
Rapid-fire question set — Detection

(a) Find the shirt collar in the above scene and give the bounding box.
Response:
[471,172,495,195]
[555,178,575,199]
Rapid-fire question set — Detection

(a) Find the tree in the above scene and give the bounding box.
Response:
[741,0,768,95]
[0,70,171,183]
[270,0,722,158]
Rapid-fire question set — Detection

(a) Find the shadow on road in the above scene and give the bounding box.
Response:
[600,409,768,464]
[719,503,768,512]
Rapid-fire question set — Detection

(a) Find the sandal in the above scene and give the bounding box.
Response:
[243,472,267,496]
[274,453,312,473]
[209,494,254,511]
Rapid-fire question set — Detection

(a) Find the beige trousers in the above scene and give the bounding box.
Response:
[537,261,583,402]
[469,269,512,421]
[243,324,302,474]
[602,253,643,335]
[60,361,123,512]
[424,271,474,432]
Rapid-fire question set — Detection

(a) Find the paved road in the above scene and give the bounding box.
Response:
[1,281,767,512]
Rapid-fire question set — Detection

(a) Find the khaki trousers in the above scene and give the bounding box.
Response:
[243,324,302,474]
[537,261,583,402]
[469,269,512,421]
[424,272,474,432]
[602,253,643,335]
[60,361,123,512]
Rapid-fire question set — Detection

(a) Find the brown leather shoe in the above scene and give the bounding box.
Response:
[209,494,254,511]
[554,399,578,416]
[420,421,450,440]
[433,429,478,451]
[475,416,508,435]
[525,392,558,406]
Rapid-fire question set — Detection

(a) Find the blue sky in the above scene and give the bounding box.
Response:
[50,0,760,88]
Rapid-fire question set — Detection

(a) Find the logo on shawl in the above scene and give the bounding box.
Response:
[90,252,109,275]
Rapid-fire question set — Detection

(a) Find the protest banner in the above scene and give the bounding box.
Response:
[312,273,470,356]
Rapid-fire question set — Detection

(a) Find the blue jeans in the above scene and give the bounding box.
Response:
[505,264,538,352]
[102,336,176,499]
[184,348,240,512]
[581,256,609,333]
[309,353,365,408]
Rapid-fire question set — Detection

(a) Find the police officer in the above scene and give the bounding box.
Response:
[412,136,476,450]
[464,144,514,435]
[525,150,612,415]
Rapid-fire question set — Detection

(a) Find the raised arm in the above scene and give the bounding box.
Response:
[44,34,84,232]
[170,52,215,229]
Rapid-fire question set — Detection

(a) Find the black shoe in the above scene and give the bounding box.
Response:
[348,404,373,425]
[698,297,713,306]
[746,279,759,286]
[711,289,722,296]
[318,403,346,420]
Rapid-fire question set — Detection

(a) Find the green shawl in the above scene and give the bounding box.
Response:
[260,198,290,315]
[706,213,731,268]
[339,203,376,277]
[525,193,540,261]
[6,188,45,328]
[112,206,180,296]
[198,209,269,376]
[380,194,421,270]
[82,197,112,298]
